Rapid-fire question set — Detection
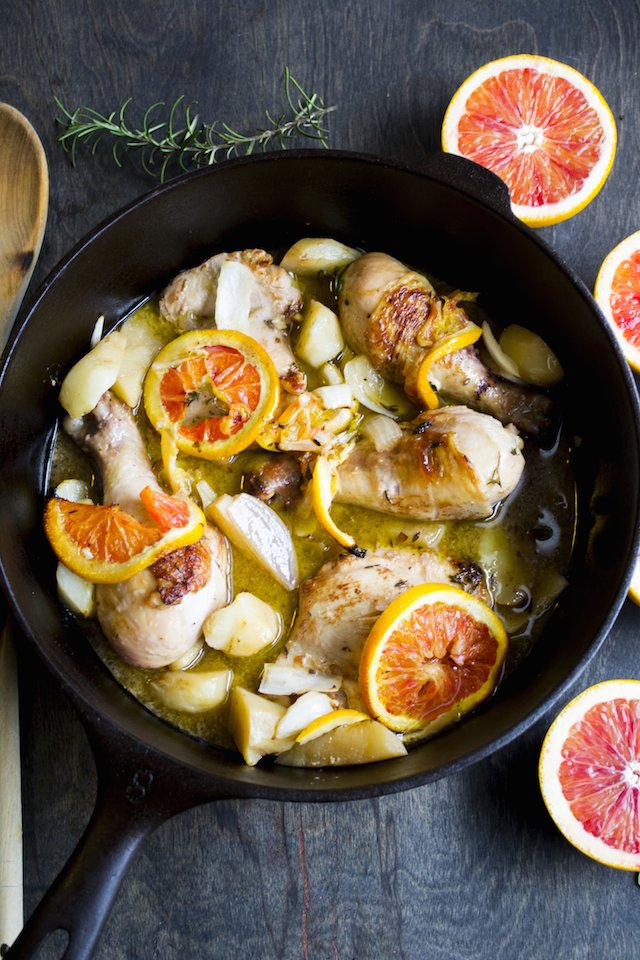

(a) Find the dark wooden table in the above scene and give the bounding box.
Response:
[2,1,640,957]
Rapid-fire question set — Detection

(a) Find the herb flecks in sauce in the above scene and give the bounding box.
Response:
[49,266,575,753]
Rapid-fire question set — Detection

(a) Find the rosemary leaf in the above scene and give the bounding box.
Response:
[54,69,336,182]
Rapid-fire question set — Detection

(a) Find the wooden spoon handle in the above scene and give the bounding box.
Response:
[0,103,48,349]
[0,621,22,951]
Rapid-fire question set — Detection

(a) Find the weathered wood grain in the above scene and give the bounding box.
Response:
[3,0,640,957]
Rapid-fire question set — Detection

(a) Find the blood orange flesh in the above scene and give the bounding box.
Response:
[145,329,279,460]
[609,253,640,348]
[44,493,205,584]
[559,698,640,854]
[458,70,605,208]
[442,55,617,226]
[372,602,498,725]
[539,680,640,870]
[594,231,640,374]
[360,584,508,736]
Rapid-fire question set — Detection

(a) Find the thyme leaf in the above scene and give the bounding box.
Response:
[55,68,336,182]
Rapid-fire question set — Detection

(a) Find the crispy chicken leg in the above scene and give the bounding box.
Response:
[336,406,525,520]
[339,252,555,440]
[64,392,230,668]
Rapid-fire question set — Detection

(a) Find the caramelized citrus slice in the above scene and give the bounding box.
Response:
[416,324,482,409]
[144,329,279,460]
[442,55,616,226]
[310,456,356,550]
[295,709,369,744]
[44,493,205,584]
[539,680,640,870]
[360,583,507,736]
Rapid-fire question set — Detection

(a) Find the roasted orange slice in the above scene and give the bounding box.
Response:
[360,583,507,736]
[44,489,205,583]
[144,329,280,460]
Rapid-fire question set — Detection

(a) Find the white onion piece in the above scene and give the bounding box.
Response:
[214,260,255,333]
[259,663,342,695]
[276,692,335,739]
[168,641,204,671]
[280,238,360,276]
[313,384,354,409]
[481,321,521,380]
[361,414,403,452]
[343,355,412,419]
[499,324,564,387]
[89,315,105,348]
[195,479,217,509]
[206,493,299,590]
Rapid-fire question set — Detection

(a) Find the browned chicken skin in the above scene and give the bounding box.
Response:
[336,406,524,520]
[243,406,524,521]
[338,252,555,440]
[272,548,489,690]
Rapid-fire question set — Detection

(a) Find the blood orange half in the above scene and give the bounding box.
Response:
[594,231,640,373]
[539,680,640,870]
[442,55,617,226]
[359,583,507,737]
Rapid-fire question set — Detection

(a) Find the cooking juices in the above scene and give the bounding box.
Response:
[48,247,575,758]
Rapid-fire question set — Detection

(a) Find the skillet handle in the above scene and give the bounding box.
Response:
[418,152,513,217]
[3,723,223,960]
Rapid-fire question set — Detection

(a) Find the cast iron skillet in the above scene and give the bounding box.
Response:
[1,151,639,960]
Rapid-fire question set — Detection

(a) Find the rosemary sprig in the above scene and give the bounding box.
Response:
[55,68,336,182]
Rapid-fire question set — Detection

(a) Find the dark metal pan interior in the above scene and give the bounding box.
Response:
[1,150,638,799]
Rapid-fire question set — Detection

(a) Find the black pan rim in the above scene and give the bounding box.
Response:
[2,148,640,800]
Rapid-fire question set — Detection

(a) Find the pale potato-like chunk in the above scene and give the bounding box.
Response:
[54,478,89,502]
[150,669,232,713]
[229,687,295,766]
[59,329,127,418]
[295,300,344,368]
[276,718,407,767]
[203,592,281,657]
[112,314,166,408]
[280,238,359,276]
[499,324,564,387]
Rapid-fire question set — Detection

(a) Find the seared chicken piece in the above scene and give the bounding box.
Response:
[160,248,306,393]
[336,406,524,520]
[272,548,488,688]
[339,252,555,440]
[64,392,230,668]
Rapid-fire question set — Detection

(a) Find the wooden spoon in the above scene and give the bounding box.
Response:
[0,104,49,348]
[0,103,48,952]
